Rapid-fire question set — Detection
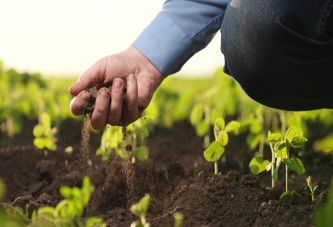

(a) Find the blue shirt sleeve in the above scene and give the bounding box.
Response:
[132,0,229,77]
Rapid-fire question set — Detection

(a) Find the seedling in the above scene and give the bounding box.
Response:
[33,112,57,151]
[250,126,307,193]
[30,176,106,227]
[203,118,240,174]
[96,125,124,160]
[305,176,318,202]
[174,212,183,227]
[130,194,150,227]
[96,117,151,162]
[125,117,152,163]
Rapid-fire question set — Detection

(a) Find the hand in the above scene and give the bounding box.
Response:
[69,45,163,129]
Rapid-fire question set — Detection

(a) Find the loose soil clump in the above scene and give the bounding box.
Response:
[0,120,332,226]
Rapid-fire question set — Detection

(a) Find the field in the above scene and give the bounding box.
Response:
[0,63,333,226]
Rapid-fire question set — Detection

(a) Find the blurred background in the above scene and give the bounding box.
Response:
[0,0,224,78]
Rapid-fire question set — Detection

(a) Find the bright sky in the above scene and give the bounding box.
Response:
[0,0,224,77]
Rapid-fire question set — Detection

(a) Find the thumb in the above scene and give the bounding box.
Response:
[69,60,105,96]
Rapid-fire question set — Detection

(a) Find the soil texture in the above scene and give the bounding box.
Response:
[0,119,332,227]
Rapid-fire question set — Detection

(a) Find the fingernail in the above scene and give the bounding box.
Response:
[82,92,90,102]
[114,80,122,89]
[100,89,109,98]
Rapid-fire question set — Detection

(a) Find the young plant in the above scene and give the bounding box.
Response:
[203,118,240,174]
[96,125,124,161]
[130,194,150,227]
[125,117,152,163]
[250,126,307,193]
[96,117,151,162]
[30,176,106,227]
[33,112,57,151]
[174,212,183,227]
[305,176,318,202]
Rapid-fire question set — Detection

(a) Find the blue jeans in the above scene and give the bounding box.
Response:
[221,0,333,110]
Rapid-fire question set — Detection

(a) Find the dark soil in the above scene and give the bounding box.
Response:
[0,119,332,227]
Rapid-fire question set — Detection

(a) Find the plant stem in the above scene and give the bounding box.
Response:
[279,110,286,136]
[258,133,264,157]
[214,161,218,174]
[204,106,211,149]
[269,143,275,188]
[285,145,290,193]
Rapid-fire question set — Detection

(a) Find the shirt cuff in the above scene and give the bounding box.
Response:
[132,12,198,77]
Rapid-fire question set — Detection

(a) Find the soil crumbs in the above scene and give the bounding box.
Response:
[0,120,332,227]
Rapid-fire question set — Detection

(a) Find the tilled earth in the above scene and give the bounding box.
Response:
[0,119,332,226]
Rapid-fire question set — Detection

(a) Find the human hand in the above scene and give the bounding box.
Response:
[69,45,163,129]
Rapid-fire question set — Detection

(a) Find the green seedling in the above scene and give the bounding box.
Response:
[33,112,57,151]
[305,176,318,202]
[250,127,307,193]
[96,117,151,162]
[125,117,152,163]
[174,212,183,227]
[96,125,123,160]
[204,118,240,174]
[30,176,106,227]
[130,194,150,227]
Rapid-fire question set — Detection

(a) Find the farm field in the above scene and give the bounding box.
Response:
[0,63,333,226]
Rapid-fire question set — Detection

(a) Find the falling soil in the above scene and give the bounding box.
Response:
[0,119,332,226]
[80,117,92,172]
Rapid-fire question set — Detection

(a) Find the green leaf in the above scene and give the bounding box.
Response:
[313,134,333,153]
[41,113,51,128]
[246,134,260,150]
[33,137,46,149]
[59,186,72,199]
[275,141,286,151]
[277,146,287,159]
[217,131,229,146]
[214,118,225,131]
[33,124,45,137]
[249,120,262,134]
[290,135,307,148]
[196,121,209,137]
[225,121,240,133]
[273,157,282,182]
[86,217,106,227]
[130,194,150,217]
[285,126,303,141]
[134,147,149,161]
[203,141,224,162]
[190,104,204,126]
[37,206,56,220]
[267,132,282,143]
[249,156,269,175]
[283,158,305,174]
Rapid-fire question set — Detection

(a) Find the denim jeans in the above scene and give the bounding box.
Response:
[221,0,333,111]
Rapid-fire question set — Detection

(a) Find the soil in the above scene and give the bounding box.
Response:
[0,118,332,227]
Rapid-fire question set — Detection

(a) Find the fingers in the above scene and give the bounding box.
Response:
[69,90,91,116]
[125,74,139,125]
[108,78,125,126]
[91,88,111,130]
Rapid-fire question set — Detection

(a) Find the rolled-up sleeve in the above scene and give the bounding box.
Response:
[132,0,229,77]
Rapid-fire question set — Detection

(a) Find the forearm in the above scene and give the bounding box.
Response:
[132,0,230,77]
